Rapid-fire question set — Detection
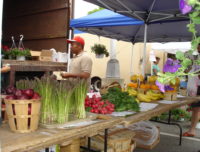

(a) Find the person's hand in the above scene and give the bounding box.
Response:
[60,72,71,78]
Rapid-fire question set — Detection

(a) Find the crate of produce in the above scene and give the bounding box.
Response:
[4,98,41,133]
[179,88,187,96]
[128,121,160,150]
[83,128,136,152]
[164,92,177,101]
[61,139,80,152]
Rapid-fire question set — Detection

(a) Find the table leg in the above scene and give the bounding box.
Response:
[104,129,108,152]
[80,137,100,152]
[88,137,91,152]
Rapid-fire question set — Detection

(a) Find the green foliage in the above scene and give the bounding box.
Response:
[154,108,191,121]
[101,87,140,112]
[12,48,31,57]
[2,48,31,59]
[88,7,104,15]
[175,51,185,60]
[91,43,109,57]
[157,1,200,87]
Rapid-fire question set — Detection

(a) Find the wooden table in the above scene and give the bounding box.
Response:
[2,60,67,86]
[0,97,199,152]
[0,117,122,152]
[123,96,200,126]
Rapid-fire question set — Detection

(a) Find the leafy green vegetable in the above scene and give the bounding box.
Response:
[102,87,140,112]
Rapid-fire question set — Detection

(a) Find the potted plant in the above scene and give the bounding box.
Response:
[91,44,109,58]
[11,48,31,60]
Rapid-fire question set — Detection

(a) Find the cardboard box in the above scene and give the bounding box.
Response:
[179,89,187,96]
[82,128,136,152]
[39,50,53,61]
[30,50,41,60]
[164,92,177,101]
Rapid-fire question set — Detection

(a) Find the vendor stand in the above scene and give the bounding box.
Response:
[0,116,122,152]
[0,96,199,152]
[2,60,67,86]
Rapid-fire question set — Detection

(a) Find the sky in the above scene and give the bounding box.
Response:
[74,0,98,18]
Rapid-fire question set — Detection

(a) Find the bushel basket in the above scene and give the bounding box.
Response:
[4,99,41,133]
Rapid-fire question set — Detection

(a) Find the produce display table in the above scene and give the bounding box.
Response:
[0,117,122,152]
[123,97,200,126]
[1,97,199,152]
[2,60,67,86]
[122,96,200,146]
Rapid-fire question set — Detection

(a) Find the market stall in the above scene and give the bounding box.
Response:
[1,1,200,152]
[1,96,200,152]
[0,116,122,152]
[2,60,67,86]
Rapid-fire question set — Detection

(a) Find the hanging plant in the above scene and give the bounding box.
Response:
[156,0,200,92]
[91,44,109,57]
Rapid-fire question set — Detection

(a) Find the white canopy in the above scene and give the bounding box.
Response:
[151,42,191,54]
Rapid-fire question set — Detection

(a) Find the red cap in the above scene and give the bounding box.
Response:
[66,36,85,47]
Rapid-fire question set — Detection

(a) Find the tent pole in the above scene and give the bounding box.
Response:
[130,44,134,76]
[67,29,72,72]
[142,24,148,76]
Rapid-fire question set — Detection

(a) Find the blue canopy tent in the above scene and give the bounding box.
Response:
[70,8,199,76]
[71,9,196,43]
[71,9,144,42]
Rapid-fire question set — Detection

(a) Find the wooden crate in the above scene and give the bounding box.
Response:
[61,139,80,152]
[39,50,53,61]
[180,89,187,96]
[164,92,177,101]
[84,128,136,152]
[137,88,147,94]
[136,135,160,150]
[135,127,160,150]
[4,99,41,133]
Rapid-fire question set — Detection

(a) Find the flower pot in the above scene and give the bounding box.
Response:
[8,55,15,60]
[17,56,26,61]
[96,54,104,58]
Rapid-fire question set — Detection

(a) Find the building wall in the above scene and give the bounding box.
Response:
[2,0,70,52]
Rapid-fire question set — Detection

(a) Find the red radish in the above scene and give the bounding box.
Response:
[31,92,41,99]
[84,95,115,114]
[23,89,34,98]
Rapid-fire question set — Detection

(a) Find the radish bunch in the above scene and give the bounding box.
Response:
[85,95,115,114]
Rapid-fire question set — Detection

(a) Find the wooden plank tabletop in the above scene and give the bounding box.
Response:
[0,117,122,152]
[122,96,200,126]
[0,97,199,152]
[2,60,67,71]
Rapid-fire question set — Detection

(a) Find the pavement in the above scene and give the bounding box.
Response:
[134,121,200,152]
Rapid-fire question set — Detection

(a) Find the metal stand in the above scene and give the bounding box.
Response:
[151,110,183,145]
[80,128,109,152]
[104,129,108,152]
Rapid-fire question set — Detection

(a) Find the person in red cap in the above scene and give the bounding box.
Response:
[61,36,93,86]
